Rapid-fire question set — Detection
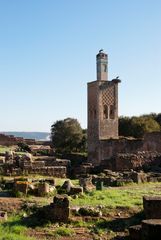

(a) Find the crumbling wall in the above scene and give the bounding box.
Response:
[0,134,36,146]
[115,152,161,171]
[28,166,66,177]
[98,132,161,170]
[143,132,161,152]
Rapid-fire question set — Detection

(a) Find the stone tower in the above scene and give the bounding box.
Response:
[87,50,121,165]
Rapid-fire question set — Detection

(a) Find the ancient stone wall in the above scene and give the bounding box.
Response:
[143,132,161,152]
[115,152,161,171]
[0,134,21,146]
[0,134,36,146]
[27,166,66,178]
[92,132,161,170]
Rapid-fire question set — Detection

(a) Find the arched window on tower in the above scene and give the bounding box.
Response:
[110,105,115,119]
[103,105,108,119]
[103,64,107,72]
[94,109,97,119]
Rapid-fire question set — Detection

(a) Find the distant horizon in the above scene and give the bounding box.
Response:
[0,131,50,141]
[0,131,50,133]
[1,111,161,132]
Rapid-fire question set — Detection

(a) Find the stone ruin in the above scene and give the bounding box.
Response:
[37,182,55,197]
[129,196,161,239]
[61,180,83,195]
[7,177,84,198]
[79,175,95,191]
[79,170,148,189]
[41,195,70,222]
[0,133,36,146]
[13,177,56,196]
[1,151,70,178]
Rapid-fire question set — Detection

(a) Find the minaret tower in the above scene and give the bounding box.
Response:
[96,49,108,81]
[87,50,121,165]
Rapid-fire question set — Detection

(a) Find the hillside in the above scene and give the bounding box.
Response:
[1,132,50,141]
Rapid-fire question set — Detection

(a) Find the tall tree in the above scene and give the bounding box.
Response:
[51,118,84,153]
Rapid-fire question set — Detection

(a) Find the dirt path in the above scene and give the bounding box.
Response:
[0,197,24,213]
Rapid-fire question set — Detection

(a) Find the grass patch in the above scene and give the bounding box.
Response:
[0,146,11,154]
[55,178,79,186]
[71,182,161,210]
[54,227,75,237]
[0,215,35,240]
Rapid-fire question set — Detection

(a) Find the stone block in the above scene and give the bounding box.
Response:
[44,195,70,222]
[70,186,83,195]
[53,195,69,207]
[14,181,29,195]
[61,180,74,193]
[38,182,50,196]
[142,219,161,240]
[79,176,95,191]
[130,172,147,183]
[129,225,142,240]
[143,196,161,219]
[78,207,102,217]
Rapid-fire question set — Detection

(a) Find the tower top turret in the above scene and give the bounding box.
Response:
[96,49,108,81]
[96,49,107,60]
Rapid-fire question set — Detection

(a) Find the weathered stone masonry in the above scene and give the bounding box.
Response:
[87,51,161,170]
[87,50,121,166]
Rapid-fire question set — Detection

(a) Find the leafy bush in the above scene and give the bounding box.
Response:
[54,227,75,236]
[17,142,31,153]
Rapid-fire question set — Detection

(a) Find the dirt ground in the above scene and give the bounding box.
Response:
[0,196,134,239]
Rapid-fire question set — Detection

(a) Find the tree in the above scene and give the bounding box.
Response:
[119,116,133,137]
[139,113,161,129]
[17,142,31,152]
[119,115,161,138]
[51,118,85,153]
[155,113,161,128]
[130,116,160,138]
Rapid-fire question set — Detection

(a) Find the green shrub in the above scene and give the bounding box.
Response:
[54,227,75,236]
[13,190,24,198]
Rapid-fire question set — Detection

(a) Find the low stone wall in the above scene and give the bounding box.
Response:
[0,134,49,147]
[73,163,94,176]
[0,134,21,146]
[28,166,66,178]
[115,152,161,171]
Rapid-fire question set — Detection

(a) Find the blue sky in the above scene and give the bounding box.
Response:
[0,0,161,131]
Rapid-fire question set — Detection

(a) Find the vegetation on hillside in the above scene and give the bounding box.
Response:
[119,113,161,138]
